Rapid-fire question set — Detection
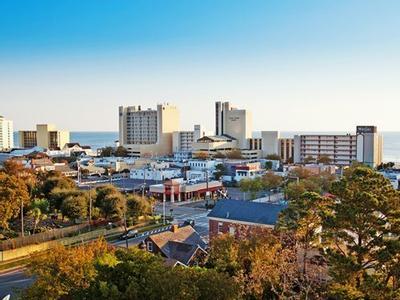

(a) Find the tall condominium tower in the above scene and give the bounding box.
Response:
[214,101,252,149]
[119,103,180,157]
[0,116,14,150]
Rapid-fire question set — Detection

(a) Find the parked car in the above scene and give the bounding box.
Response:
[183,219,195,227]
[120,229,139,240]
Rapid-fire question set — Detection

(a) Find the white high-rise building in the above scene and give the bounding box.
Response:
[0,116,13,150]
[119,103,180,157]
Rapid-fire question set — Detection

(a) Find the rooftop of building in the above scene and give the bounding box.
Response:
[207,199,287,226]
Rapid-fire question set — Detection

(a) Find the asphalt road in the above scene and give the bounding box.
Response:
[0,268,33,299]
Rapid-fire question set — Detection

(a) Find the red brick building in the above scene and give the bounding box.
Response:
[207,199,287,239]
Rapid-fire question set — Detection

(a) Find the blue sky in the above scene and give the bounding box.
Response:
[1,0,400,132]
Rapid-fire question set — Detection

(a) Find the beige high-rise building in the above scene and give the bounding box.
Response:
[119,103,180,157]
[19,124,69,150]
[0,116,14,150]
[215,101,252,149]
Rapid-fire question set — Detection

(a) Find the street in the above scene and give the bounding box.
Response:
[0,268,33,299]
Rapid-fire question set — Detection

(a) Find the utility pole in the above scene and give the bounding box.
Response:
[88,184,92,231]
[20,199,24,237]
[142,165,146,198]
[163,195,166,225]
[123,209,128,249]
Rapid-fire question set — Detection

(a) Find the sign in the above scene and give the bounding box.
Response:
[356,126,376,134]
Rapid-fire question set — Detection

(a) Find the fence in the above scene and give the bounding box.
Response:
[0,223,89,251]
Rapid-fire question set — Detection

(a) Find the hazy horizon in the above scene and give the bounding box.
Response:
[1,1,400,132]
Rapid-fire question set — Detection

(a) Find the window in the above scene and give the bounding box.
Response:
[229,226,235,236]
[147,241,153,252]
[218,222,223,234]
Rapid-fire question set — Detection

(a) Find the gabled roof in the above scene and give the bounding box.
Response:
[207,199,287,226]
[148,225,207,266]
[163,241,206,266]
[149,225,206,250]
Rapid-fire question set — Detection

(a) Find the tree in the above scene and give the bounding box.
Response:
[317,154,332,165]
[194,151,209,160]
[100,146,114,157]
[95,185,126,220]
[303,155,315,164]
[61,193,88,223]
[214,164,227,180]
[0,173,30,230]
[262,171,283,190]
[126,195,152,224]
[266,153,281,161]
[23,239,111,299]
[238,178,263,200]
[213,152,226,159]
[322,167,400,298]
[39,173,76,201]
[226,150,243,159]
[28,207,47,233]
[207,228,326,299]
[278,192,332,275]
[114,146,128,157]
[265,160,273,170]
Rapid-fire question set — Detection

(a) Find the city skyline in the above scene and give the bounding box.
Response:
[1,0,400,132]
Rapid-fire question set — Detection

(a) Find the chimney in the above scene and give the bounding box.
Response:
[171,224,179,233]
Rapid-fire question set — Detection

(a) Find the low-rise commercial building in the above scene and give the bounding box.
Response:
[149,178,223,202]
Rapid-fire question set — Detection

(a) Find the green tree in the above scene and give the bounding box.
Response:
[303,155,315,164]
[95,185,126,220]
[226,150,243,159]
[214,164,227,180]
[126,195,152,224]
[61,193,88,223]
[322,167,400,298]
[100,146,114,157]
[278,192,333,275]
[0,173,30,230]
[317,154,332,165]
[28,207,47,233]
[239,178,263,200]
[266,153,281,161]
[262,171,283,190]
[114,146,128,157]
[265,160,273,170]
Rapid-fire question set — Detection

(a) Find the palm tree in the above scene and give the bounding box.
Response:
[29,207,47,234]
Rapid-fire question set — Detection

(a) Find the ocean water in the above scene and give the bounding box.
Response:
[13,131,400,162]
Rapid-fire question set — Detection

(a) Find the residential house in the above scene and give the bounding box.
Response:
[143,225,207,267]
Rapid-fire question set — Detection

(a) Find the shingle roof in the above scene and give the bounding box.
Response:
[148,226,207,266]
[207,199,287,226]
[149,226,206,250]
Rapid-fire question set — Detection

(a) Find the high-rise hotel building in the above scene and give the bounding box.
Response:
[215,101,252,149]
[119,103,179,157]
[0,116,14,151]
[293,126,383,167]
